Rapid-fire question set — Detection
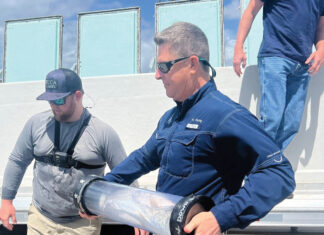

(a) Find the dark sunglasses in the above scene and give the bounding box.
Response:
[49,96,68,106]
[157,55,216,78]
[157,56,190,73]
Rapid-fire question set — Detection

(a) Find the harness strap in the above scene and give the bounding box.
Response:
[54,114,91,153]
[36,113,105,169]
[54,119,60,151]
[35,154,105,169]
[67,114,91,155]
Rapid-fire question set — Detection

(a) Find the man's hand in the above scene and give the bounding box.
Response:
[183,211,221,235]
[134,227,150,235]
[0,199,17,231]
[79,211,98,220]
[233,47,247,77]
[306,47,324,76]
[307,16,324,75]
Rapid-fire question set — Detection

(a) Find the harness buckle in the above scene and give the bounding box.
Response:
[53,151,71,168]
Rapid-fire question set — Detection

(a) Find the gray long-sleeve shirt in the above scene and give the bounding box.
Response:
[2,108,127,223]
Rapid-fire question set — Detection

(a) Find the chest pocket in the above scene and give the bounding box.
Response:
[158,132,198,178]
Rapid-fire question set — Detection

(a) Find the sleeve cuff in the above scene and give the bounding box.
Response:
[103,173,113,182]
[1,188,17,200]
[211,200,239,232]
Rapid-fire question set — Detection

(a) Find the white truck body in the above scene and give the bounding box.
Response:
[1,67,324,232]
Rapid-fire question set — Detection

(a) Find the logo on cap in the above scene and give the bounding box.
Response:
[46,80,58,89]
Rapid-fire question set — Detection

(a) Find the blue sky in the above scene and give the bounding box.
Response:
[0,0,240,73]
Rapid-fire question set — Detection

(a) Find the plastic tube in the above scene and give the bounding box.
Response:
[74,176,214,235]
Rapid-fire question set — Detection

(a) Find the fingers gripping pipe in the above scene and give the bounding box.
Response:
[74,175,214,235]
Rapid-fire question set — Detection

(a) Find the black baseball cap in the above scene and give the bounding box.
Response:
[36,68,83,101]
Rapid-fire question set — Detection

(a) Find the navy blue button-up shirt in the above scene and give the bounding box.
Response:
[105,78,295,231]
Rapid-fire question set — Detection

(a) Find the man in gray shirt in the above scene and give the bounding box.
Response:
[0,68,127,235]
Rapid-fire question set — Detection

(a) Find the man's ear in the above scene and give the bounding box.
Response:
[189,56,200,74]
[75,90,83,100]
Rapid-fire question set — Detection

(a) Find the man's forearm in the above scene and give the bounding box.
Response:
[235,0,263,48]
[315,16,324,47]
[1,159,27,200]
[316,40,324,51]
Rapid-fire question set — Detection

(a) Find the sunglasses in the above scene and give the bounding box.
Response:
[49,96,68,106]
[157,56,216,77]
[157,56,190,73]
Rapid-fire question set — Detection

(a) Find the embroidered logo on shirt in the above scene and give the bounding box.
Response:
[192,118,202,123]
[186,118,203,129]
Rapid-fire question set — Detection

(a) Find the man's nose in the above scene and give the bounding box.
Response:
[155,68,162,80]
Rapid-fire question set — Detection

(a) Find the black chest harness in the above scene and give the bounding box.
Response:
[35,115,105,169]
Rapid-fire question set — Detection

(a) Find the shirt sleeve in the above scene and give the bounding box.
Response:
[211,110,295,231]
[100,124,127,170]
[1,118,35,200]
[104,129,160,185]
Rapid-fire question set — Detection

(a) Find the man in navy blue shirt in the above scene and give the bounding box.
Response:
[102,22,295,234]
[233,0,324,150]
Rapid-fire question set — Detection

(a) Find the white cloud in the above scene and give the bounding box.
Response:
[223,0,241,66]
[0,0,92,21]
[141,38,155,73]
[224,29,237,66]
[224,0,241,20]
[140,18,155,73]
[61,20,78,69]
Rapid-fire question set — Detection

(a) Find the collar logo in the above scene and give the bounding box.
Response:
[46,80,58,89]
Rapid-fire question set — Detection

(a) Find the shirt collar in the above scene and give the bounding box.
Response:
[175,78,217,120]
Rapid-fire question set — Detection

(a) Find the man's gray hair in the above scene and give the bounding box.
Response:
[154,22,210,61]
